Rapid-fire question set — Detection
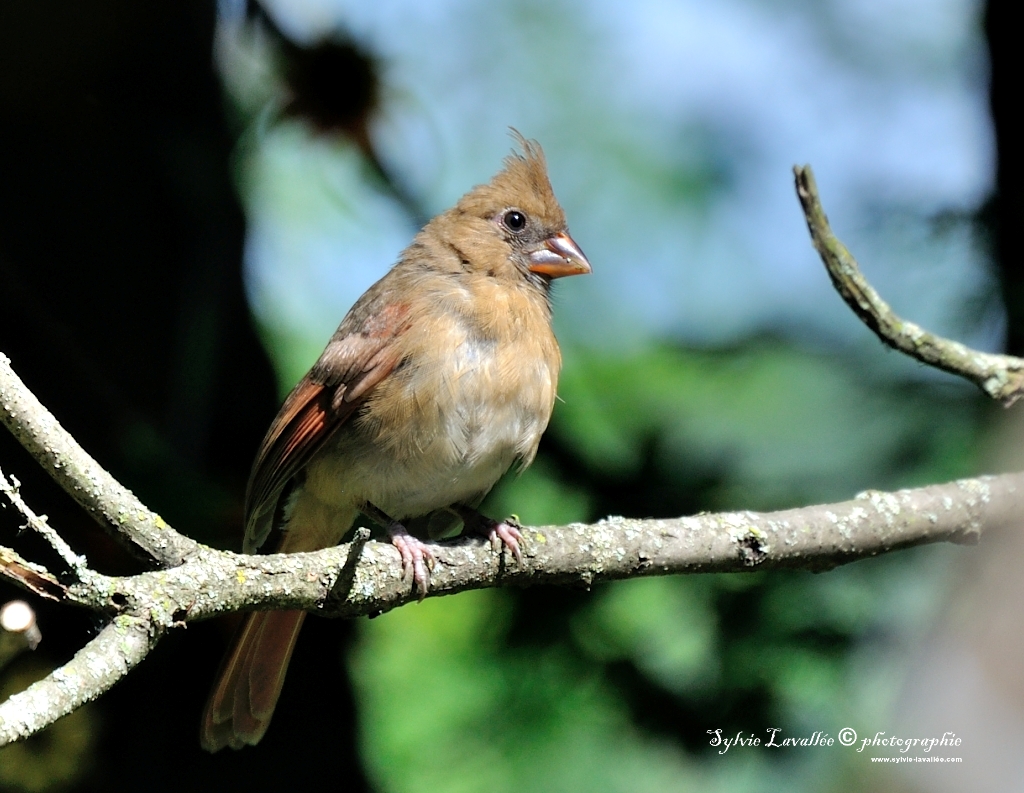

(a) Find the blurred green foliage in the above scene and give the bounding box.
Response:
[550,343,980,510]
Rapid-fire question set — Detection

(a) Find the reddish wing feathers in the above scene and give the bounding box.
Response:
[242,299,412,553]
[242,379,332,552]
[202,297,414,751]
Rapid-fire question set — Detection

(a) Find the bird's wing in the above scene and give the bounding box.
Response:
[242,299,413,552]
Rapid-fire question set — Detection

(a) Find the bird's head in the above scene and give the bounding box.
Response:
[429,133,591,290]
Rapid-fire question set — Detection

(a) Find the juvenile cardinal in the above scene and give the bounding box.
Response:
[201,136,590,751]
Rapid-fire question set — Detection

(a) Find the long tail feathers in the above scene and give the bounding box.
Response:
[200,609,307,752]
[201,499,357,751]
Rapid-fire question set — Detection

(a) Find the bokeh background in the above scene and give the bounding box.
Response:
[1,0,1021,790]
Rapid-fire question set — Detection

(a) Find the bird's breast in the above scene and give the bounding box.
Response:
[307,297,560,519]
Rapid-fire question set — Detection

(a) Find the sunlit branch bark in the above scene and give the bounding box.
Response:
[3,463,1021,745]
[794,164,1024,406]
[0,615,154,744]
[6,163,1024,746]
[1,464,87,575]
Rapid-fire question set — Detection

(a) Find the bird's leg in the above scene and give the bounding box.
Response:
[361,502,435,598]
[448,505,524,567]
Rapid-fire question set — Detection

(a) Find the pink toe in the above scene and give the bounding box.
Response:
[489,522,524,567]
[388,530,436,598]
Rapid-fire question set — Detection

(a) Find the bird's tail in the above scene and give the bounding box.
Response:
[200,608,307,751]
[200,497,358,751]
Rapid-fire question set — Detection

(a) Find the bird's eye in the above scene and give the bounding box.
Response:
[503,210,527,232]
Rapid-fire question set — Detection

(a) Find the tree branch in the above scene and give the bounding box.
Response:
[0,615,155,744]
[0,353,198,567]
[3,165,1024,745]
[1,464,88,575]
[2,467,1021,744]
[794,165,1024,406]
[0,544,65,602]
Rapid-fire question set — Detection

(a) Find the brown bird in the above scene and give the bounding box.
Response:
[200,136,591,751]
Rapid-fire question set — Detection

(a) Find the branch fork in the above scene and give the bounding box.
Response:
[3,168,1024,745]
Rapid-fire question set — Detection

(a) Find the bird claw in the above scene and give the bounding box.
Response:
[387,525,436,600]
[484,515,524,567]
[451,506,526,568]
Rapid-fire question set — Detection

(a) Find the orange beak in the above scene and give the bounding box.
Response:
[528,232,592,278]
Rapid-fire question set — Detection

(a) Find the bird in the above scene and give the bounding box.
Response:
[200,134,591,752]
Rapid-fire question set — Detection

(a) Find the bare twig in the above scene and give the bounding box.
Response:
[794,165,1024,406]
[0,353,198,566]
[0,545,65,601]
[1,601,40,648]
[1,465,88,575]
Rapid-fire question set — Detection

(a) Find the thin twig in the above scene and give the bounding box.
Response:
[794,165,1024,406]
[0,545,65,601]
[1,464,88,575]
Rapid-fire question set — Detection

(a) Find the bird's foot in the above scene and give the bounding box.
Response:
[488,517,524,567]
[364,501,437,599]
[386,523,436,600]
[451,506,524,567]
